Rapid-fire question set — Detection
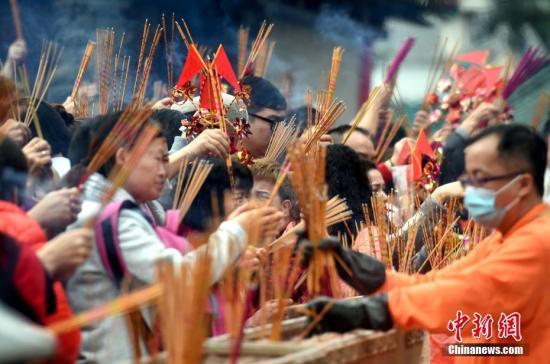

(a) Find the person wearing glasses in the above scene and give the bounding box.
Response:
[301,124,550,364]
[240,76,287,158]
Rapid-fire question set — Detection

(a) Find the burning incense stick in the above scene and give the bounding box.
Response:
[237,26,249,77]
[173,159,214,222]
[375,115,406,164]
[9,0,24,40]
[239,21,274,79]
[48,284,162,334]
[71,41,96,100]
[264,116,297,161]
[268,195,353,251]
[22,41,63,138]
[343,86,381,144]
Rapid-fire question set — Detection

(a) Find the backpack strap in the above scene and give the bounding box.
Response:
[95,200,148,289]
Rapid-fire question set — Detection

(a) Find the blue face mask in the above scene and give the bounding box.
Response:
[464,177,520,230]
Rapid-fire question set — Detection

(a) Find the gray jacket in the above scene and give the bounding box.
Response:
[66,173,247,363]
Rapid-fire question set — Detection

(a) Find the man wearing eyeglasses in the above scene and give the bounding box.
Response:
[302,124,550,363]
[241,76,287,158]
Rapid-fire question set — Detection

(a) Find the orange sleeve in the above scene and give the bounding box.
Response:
[377,234,497,292]
[387,231,547,333]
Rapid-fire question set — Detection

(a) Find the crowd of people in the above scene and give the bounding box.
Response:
[0,25,549,364]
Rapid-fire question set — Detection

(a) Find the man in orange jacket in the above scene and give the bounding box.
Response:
[306,124,549,363]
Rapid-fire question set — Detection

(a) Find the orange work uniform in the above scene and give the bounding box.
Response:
[379,203,550,364]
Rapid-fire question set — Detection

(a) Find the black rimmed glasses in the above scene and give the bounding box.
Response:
[458,171,526,188]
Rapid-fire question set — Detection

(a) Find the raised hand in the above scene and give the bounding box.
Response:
[36,228,93,281]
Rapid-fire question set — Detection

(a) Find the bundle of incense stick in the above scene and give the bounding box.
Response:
[421,38,460,111]
[415,196,463,272]
[161,13,176,88]
[237,26,250,77]
[9,0,24,40]
[263,116,297,161]
[172,159,214,222]
[83,102,153,183]
[326,47,344,103]
[364,195,391,268]
[268,195,352,251]
[96,29,130,114]
[22,41,63,139]
[156,250,212,364]
[303,96,346,152]
[287,141,341,297]
[239,21,274,79]
[343,86,382,144]
[502,47,549,100]
[374,114,406,164]
[71,41,96,100]
[314,47,344,119]
[134,22,162,105]
[254,40,276,77]
[48,284,162,334]
[96,29,115,114]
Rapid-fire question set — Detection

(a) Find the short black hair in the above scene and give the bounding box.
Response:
[151,109,186,148]
[241,76,287,114]
[326,144,374,242]
[29,101,71,156]
[180,157,231,232]
[328,125,371,144]
[467,124,547,196]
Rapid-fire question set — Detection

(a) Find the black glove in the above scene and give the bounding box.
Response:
[306,294,393,335]
[297,234,386,295]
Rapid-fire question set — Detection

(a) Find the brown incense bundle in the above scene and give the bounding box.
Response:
[161,13,176,88]
[71,41,96,100]
[325,47,344,105]
[374,114,406,164]
[22,41,63,139]
[287,141,341,297]
[268,195,353,251]
[133,21,162,105]
[239,21,274,79]
[157,251,211,364]
[254,40,276,77]
[343,86,382,144]
[263,116,297,161]
[9,0,24,40]
[237,26,249,77]
[303,93,346,152]
[172,159,214,222]
[96,29,115,114]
